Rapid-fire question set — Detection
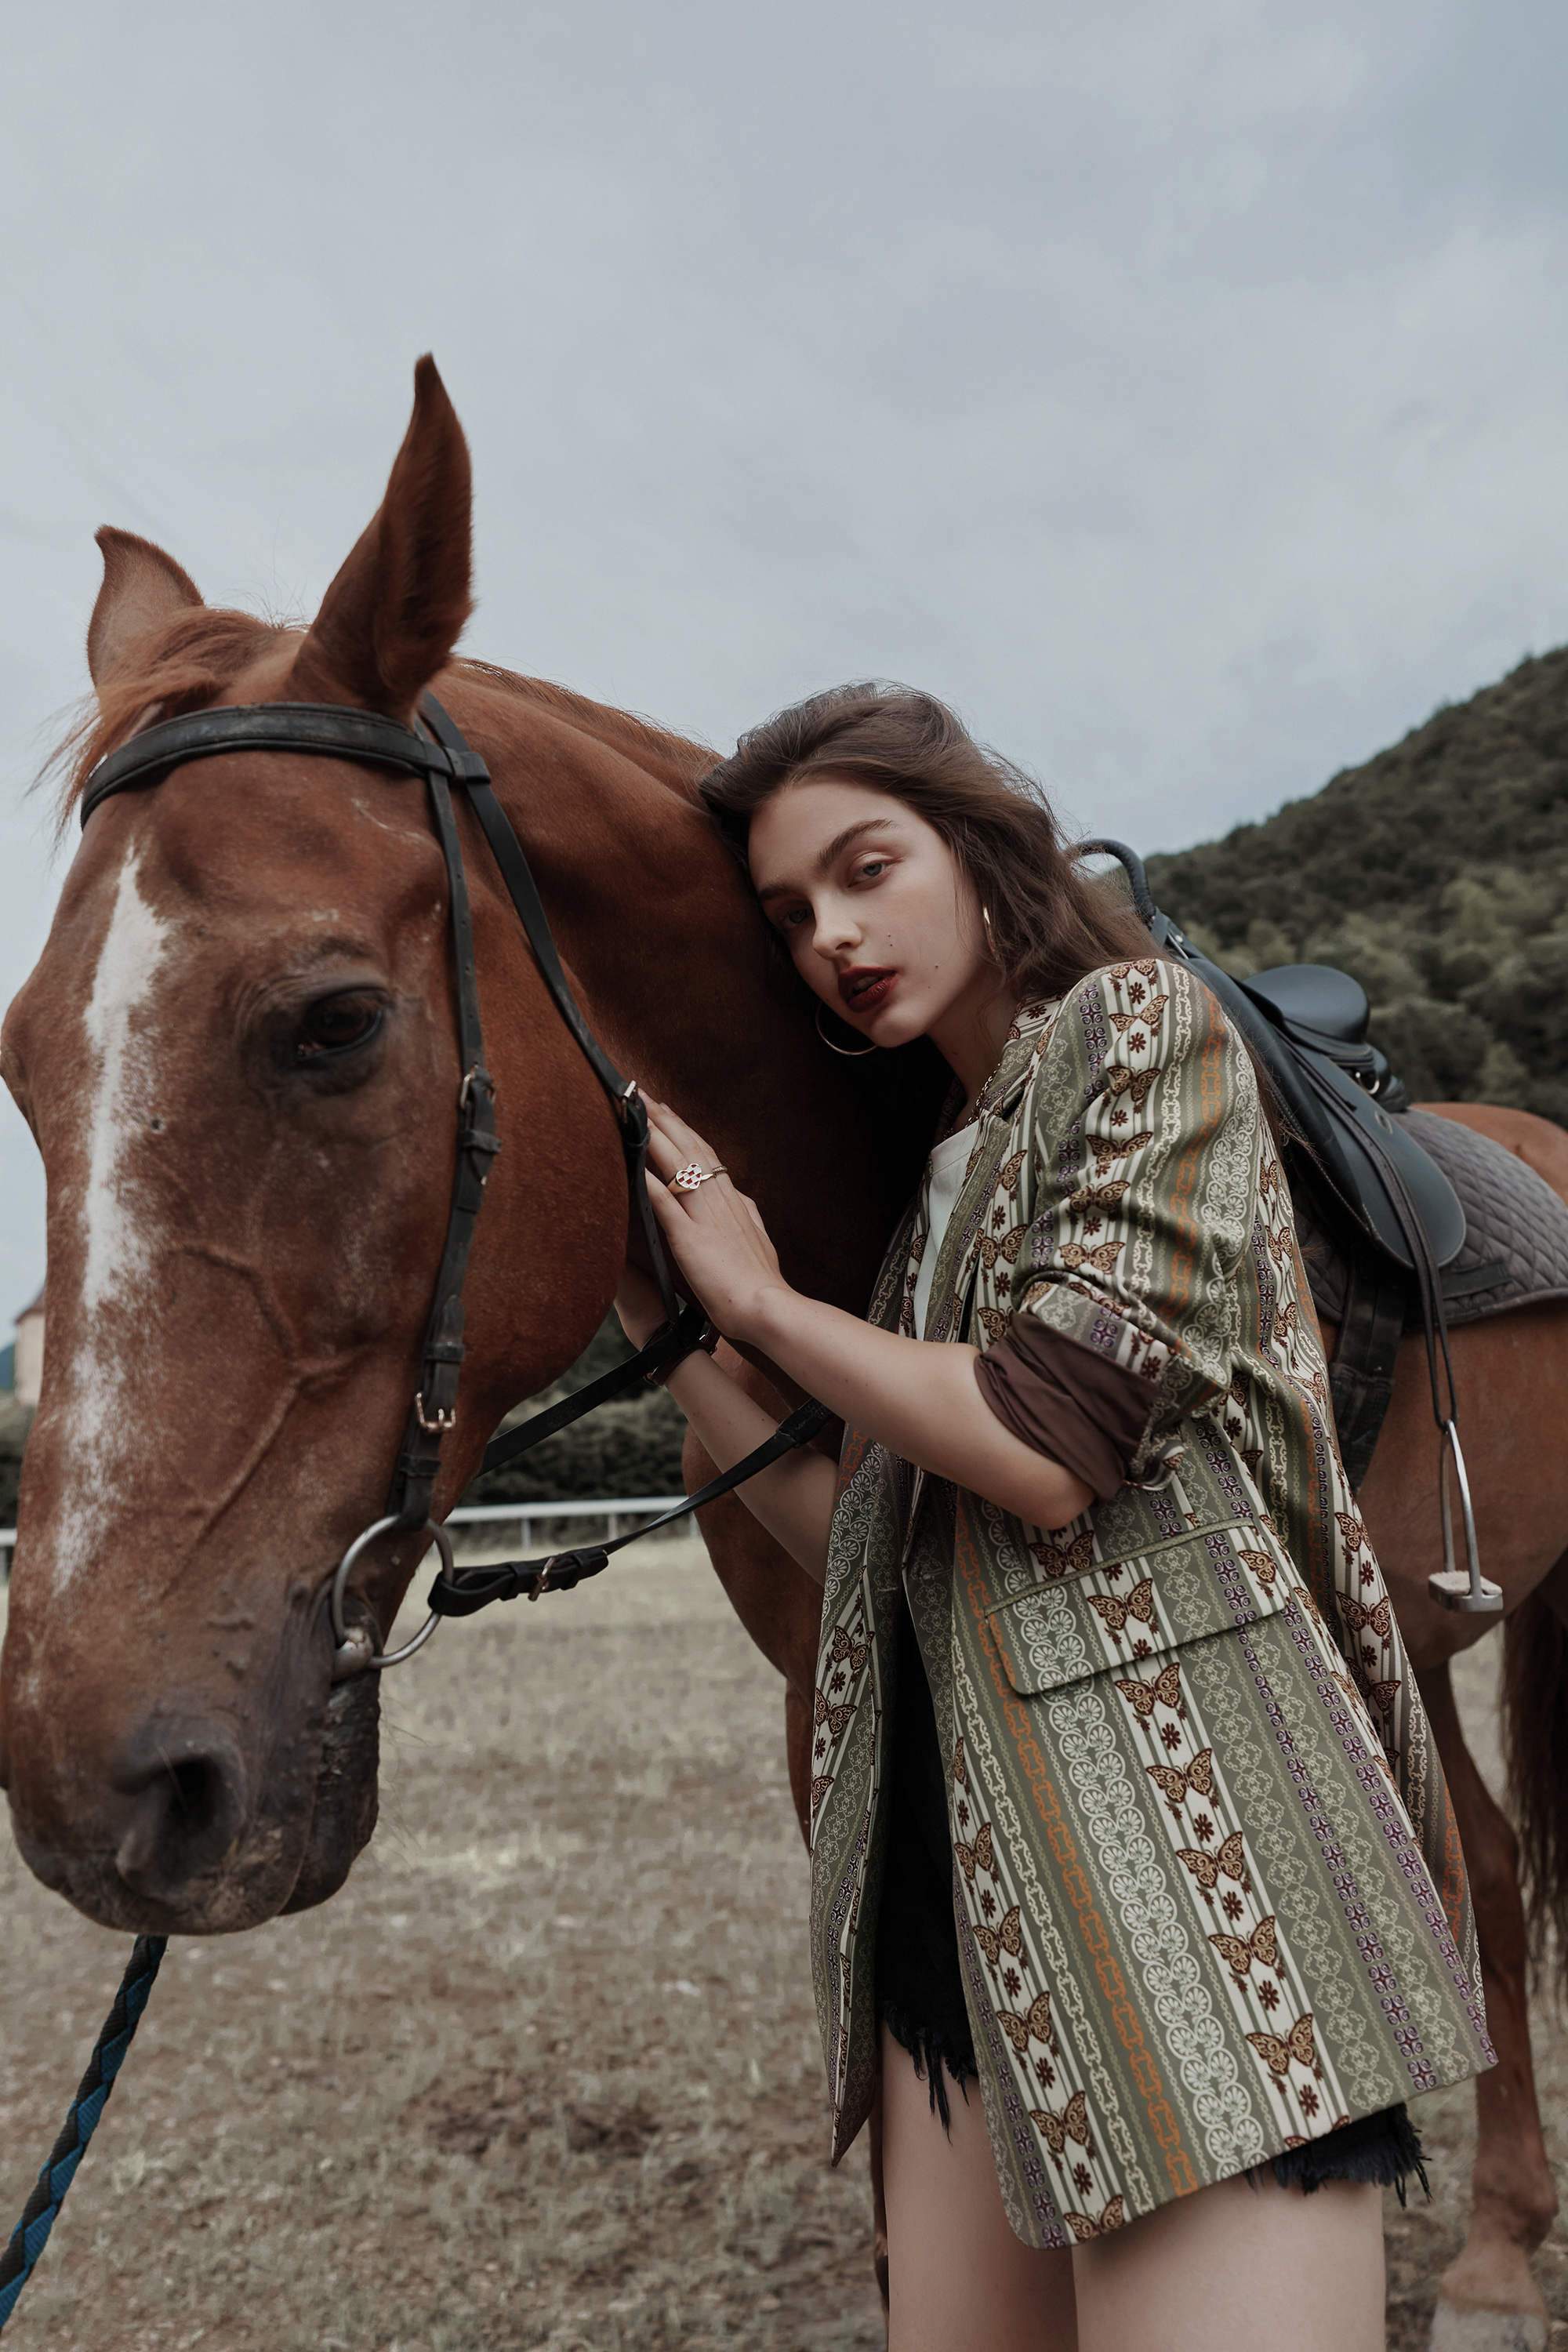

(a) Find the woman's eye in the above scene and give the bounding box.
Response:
[779,859,887,928]
[293,994,385,1063]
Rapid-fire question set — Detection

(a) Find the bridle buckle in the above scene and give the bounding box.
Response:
[415,1391,458,1434]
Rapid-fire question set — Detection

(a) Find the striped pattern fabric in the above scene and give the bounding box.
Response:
[808,955,1495,2245]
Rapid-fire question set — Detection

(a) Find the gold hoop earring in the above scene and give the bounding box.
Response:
[815,1000,878,1057]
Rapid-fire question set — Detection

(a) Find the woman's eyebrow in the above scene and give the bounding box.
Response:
[754,818,904,905]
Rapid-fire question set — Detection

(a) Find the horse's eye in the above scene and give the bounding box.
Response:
[294,993,385,1063]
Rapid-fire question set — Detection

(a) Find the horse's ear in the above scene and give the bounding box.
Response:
[87,529,204,688]
[287,355,474,718]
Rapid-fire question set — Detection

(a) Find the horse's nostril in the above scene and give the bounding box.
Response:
[114,1731,245,1898]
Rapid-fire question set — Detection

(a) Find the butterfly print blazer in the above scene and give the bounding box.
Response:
[808,954,1495,2247]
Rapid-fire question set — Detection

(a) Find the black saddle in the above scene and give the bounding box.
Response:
[1081,840,1500,1612]
[1079,846,1465,1277]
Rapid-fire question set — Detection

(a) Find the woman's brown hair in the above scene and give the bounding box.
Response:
[697,680,1288,1153]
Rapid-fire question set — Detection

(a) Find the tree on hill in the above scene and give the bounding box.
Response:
[1142,647,1568,1121]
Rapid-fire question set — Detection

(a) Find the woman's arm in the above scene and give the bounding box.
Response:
[746,1290,1095,1538]
[655,1343,843,1585]
[630,1315,1091,1590]
[624,1096,1095,1587]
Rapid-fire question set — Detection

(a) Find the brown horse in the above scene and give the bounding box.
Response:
[1,361,1564,2351]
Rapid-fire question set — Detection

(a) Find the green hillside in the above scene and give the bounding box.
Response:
[1143,648,1568,1122]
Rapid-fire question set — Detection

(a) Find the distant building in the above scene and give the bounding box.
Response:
[13,1287,44,1409]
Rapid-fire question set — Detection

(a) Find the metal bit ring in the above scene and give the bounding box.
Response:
[329,1513,451,1672]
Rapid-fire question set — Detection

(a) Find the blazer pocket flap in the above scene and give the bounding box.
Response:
[985,1520,1295,1697]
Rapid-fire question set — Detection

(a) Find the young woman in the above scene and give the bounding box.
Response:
[612,684,1496,2352]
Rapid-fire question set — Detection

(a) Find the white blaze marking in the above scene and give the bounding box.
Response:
[45,840,173,1591]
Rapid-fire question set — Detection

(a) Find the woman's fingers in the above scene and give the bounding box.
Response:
[642,1096,732,1192]
[644,1094,711,1160]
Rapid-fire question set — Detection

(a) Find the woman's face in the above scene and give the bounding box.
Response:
[746,775,992,1048]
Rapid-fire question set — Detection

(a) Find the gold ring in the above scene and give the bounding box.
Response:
[670,1161,728,1195]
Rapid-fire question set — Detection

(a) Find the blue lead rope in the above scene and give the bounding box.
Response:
[0,1936,168,2333]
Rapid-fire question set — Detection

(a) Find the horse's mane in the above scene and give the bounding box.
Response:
[456,659,716,788]
[42,608,717,838]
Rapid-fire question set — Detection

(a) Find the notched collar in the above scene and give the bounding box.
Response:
[936,993,1065,1138]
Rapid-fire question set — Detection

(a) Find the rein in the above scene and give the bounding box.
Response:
[78,689,833,1668]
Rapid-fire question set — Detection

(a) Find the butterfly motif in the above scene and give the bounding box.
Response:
[1029,2088,1093,2156]
[974,1904,1025,1967]
[827,1624,869,1674]
[813,1688,853,1741]
[978,1305,1011,1345]
[810,1774,833,1815]
[1244,2011,1320,2082]
[1264,1221,1296,1269]
[1088,1577,1156,1635]
[1109,992,1168,1038]
[1090,1128,1154,1175]
[1108,959,1161,985]
[1272,1300,1301,1348]
[995,1991,1058,2056]
[1237,1547,1279,1590]
[1207,1912,1279,1980]
[1065,2197,1126,2241]
[1145,1745,1216,1807]
[1060,1239,1123,1275]
[1176,1829,1251,1893]
[1064,1178,1131,1216]
[1099,1062,1160,1112]
[1363,1678,1402,1715]
[998,1147,1027,1193]
[952,1737,971,1791]
[1338,1594,1392,1639]
[1113,1659,1185,1720]
[1334,1508,1368,1555]
[1029,1530,1096,1580]
[978,1225,1027,1270]
[955,1821,995,1884]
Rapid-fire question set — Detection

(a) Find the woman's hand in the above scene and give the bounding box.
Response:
[636,1094,791,1345]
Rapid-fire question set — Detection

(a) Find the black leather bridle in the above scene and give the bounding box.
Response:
[78,690,831,1671]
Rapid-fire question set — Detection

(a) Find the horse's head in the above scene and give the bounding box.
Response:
[0,359,728,1933]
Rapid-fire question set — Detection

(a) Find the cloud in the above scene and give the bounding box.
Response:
[2,0,1565,1317]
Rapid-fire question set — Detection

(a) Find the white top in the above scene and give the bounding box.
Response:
[911,1117,982,1340]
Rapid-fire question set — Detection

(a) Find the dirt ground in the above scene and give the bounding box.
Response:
[2,1543,1564,2352]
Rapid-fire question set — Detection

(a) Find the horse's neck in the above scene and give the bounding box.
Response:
[468,673,907,1320]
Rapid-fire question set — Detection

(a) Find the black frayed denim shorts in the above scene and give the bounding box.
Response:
[875,1593,1432,2206]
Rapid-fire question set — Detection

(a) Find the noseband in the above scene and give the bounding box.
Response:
[78,692,830,1671]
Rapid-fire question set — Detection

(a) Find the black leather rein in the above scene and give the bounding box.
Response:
[78,691,831,1661]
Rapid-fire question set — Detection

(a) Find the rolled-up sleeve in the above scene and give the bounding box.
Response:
[974,1318,1152,1500]
[974,956,1259,1490]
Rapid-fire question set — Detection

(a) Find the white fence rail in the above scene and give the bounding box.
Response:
[0,1497,691,1573]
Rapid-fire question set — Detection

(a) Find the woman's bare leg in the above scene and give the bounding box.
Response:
[1072,2161,1387,2352]
[879,2023,1080,2352]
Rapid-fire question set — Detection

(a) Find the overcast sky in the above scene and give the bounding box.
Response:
[3,0,1566,1325]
